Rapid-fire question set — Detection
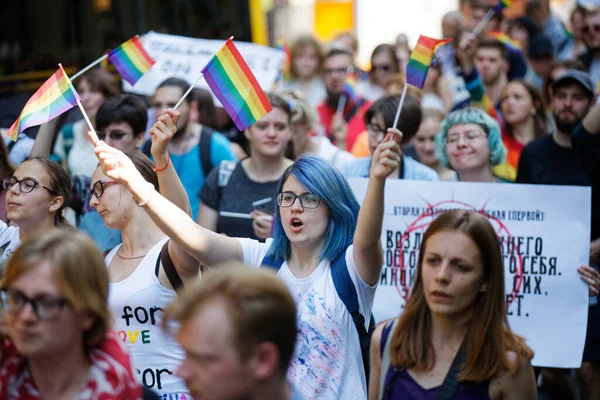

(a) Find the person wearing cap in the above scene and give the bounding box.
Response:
[517,69,600,399]
[526,34,556,91]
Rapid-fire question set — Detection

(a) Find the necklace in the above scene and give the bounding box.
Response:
[116,250,148,260]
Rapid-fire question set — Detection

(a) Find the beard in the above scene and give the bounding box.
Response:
[326,92,342,108]
[172,120,188,139]
[553,113,581,134]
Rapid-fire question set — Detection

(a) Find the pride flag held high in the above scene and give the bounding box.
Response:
[486,31,522,52]
[108,36,155,86]
[202,38,272,131]
[494,0,513,13]
[406,35,452,89]
[6,66,79,141]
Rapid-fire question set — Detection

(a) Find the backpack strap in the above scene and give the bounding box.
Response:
[199,126,215,178]
[6,137,16,152]
[217,160,237,188]
[433,341,466,400]
[141,139,152,158]
[260,253,284,272]
[329,252,373,381]
[154,240,184,292]
[379,319,400,400]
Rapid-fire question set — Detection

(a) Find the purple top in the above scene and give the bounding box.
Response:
[380,322,490,400]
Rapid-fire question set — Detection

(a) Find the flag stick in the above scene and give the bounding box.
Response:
[392,84,408,130]
[471,9,495,37]
[174,73,205,110]
[70,54,109,81]
[337,94,347,114]
[59,63,100,145]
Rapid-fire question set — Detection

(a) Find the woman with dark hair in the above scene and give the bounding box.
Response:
[344,94,438,181]
[0,229,142,399]
[0,157,72,264]
[91,119,402,399]
[370,209,537,399]
[278,35,326,107]
[358,44,401,102]
[199,93,294,240]
[90,110,199,398]
[494,79,548,182]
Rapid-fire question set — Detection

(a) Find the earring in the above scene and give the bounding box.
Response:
[530,109,537,117]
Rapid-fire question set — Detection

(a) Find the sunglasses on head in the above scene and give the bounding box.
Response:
[97,130,128,141]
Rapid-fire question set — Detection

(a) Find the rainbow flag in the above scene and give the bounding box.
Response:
[201,38,272,131]
[406,35,452,89]
[108,36,155,85]
[6,66,79,141]
[493,0,513,13]
[486,31,522,52]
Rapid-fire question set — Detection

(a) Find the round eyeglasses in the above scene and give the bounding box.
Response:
[0,288,68,321]
[91,179,119,199]
[2,176,56,195]
[276,192,322,209]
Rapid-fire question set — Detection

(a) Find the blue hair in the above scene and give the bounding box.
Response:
[267,156,360,262]
[434,108,506,168]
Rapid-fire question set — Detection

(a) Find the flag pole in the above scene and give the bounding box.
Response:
[70,54,109,81]
[173,73,205,110]
[59,63,100,145]
[336,95,347,114]
[392,84,408,130]
[471,9,495,37]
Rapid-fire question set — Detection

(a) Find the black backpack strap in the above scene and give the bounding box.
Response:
[433,342,466,400]
[6,137,16,152]
[260,253,284,272]
[154,240,184,292]
[329,253,374,382]
[199,126,215,178]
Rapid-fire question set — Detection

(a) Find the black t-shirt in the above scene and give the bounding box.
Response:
[517,124,599,240]
[200,161,280,240]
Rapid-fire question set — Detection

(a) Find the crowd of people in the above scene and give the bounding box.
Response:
[0,0,599,398]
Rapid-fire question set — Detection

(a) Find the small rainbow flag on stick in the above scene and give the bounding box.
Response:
[343,68,358,101]
[108,36,155,85]
[6,66,79,141]
[406,35,452,89]
[493,0,513,13]
[201,38,272,131]
[486,31,522,52]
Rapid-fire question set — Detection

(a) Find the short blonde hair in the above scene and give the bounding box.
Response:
[2,229,111,348]
[164,264,297,375]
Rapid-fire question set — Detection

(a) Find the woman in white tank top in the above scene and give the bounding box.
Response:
[89,110,200,399]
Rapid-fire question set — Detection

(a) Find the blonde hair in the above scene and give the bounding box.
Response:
[2,229,111,348]
[164,263,297,375]
[279,91,318,128]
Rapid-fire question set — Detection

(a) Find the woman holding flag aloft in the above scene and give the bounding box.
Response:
[88,37,402,400]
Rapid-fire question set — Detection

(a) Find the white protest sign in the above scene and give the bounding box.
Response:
[350,179,591,368]
[123,31,285,101]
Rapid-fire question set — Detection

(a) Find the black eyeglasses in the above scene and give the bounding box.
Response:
[367,123,387,139]
[583,24,600,35]
[324,67,349,76]
[91,179,119,199]
[0,289,68,321]
[371,64,393,73]
[2,176,56,195]
[277,192,322,209]
[97,130,128,141]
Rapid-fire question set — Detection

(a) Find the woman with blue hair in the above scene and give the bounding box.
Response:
[90,126,403,400]
[435,107,509,183]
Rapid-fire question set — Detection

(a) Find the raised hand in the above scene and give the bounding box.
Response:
[370,128,402,180]
[150,109,180,163]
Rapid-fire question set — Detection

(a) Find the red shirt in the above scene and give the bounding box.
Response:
[317,98,372,152]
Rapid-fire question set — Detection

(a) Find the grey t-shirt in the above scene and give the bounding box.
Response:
[200,161,280,240]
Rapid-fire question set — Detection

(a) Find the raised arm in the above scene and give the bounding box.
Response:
[582,101,600,135]
[91,136,243,267]
[30,119,60,158]
[353,129,401,285]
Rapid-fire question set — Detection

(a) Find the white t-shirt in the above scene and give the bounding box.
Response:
[314,136,356,171]
[0,221,21,266]
[238,238,376,400]
[53,119,98,177]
